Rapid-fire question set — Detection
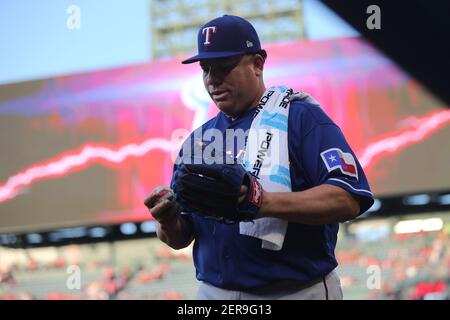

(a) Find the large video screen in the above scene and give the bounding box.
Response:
[1,37,449,233]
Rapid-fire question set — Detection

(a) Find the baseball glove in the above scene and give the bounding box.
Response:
[172,163,263,224]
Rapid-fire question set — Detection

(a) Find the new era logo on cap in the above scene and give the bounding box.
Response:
[182,15,263,64]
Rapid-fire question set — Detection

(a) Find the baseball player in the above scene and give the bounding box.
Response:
[145,15,374,300]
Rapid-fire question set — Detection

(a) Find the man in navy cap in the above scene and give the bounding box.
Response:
[145,15,374,300]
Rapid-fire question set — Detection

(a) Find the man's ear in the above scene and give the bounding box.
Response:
[253,54,265,76]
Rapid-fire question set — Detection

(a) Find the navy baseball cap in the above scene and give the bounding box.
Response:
[182,15,264,64]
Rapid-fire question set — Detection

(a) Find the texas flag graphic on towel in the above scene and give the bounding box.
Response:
[320,148,358,179]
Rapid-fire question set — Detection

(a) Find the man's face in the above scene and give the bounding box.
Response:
[200,54,262,117]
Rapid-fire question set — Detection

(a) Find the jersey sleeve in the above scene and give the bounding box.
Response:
[299,109,374,215]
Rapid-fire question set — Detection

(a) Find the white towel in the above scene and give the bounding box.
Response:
[239,87,317,251]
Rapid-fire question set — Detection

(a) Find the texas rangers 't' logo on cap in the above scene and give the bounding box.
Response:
[202,26,217,46]
[320,148,358,179]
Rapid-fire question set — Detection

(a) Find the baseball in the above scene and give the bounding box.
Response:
[144,186,175,209]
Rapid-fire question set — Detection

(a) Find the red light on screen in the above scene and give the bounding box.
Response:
[1,109,449,203]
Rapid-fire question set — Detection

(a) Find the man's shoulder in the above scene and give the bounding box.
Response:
[289,97,334,126]
[202,115,221,129]
[290,99,321,114]
[188,114,220,137]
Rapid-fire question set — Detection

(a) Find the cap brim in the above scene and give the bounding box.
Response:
[181,51,246,64]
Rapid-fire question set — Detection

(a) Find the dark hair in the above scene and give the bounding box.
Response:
[259,50,267,60]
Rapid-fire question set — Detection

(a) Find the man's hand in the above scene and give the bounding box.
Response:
[144,186,194,249]
[144,186,180,226]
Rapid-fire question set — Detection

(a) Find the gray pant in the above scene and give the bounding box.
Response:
[196,270,343,300]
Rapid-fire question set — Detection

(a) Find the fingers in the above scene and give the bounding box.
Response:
[144,193,159,209]
[238,185,248,203]
[150,199,180,225]
[144,186,174,209]
[144,186,180,225]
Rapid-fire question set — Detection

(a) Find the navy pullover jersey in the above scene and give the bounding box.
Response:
[171,100,374,290]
